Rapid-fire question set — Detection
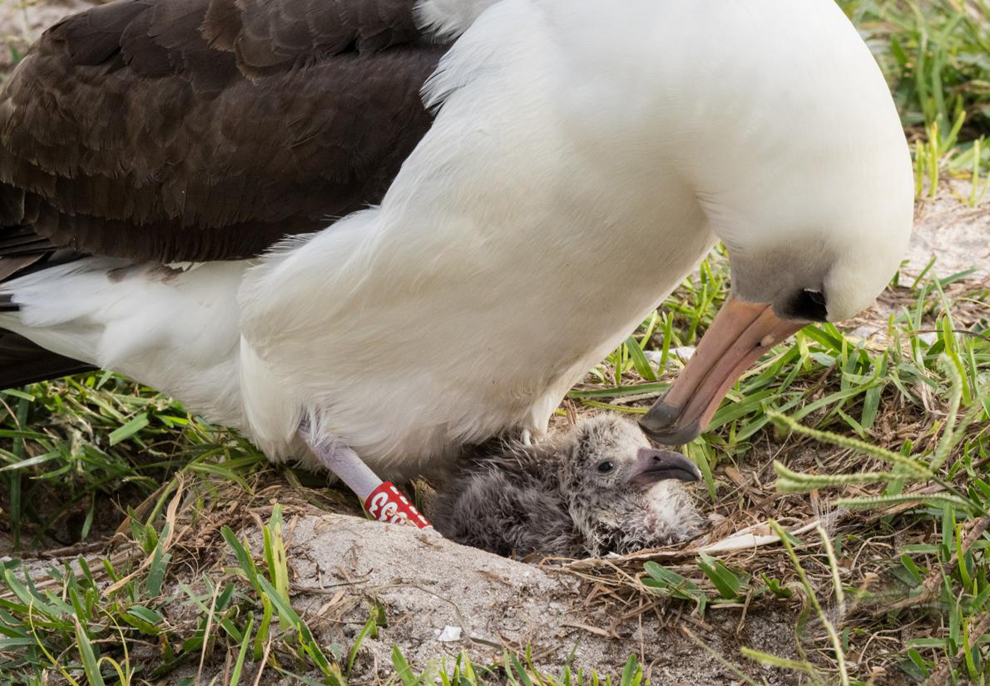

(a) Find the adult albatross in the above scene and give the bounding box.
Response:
[0,0,912,517]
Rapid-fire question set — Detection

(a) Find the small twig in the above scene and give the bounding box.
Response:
[884,515,990,614]
[8,539,120,560]
[928,611,990,685]
[567,511,845,571]
[251,636,273,686]
[559,620,619,639]
[197,581,222,686]
[734,591,753,638]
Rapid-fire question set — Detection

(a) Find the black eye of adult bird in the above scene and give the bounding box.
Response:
[0,0,912,512]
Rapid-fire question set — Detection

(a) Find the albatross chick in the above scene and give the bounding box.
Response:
[432,415,702,558]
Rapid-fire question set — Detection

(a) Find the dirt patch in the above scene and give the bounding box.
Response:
[0,0,94,80]
[194,513,800,684]
[2,501,809,682]
[842,185,989,342]
[906,180,990,280]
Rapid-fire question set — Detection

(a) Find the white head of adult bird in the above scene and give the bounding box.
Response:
[0,0,912,510]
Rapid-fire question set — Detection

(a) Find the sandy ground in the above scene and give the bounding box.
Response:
[0,0,86,79]
[202,515,798,683]
[908,180,990,280]
[115,512,804,685]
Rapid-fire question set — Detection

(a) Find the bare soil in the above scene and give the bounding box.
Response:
[0,0,88,81]
[908,180,990,280]
[173,513,801,684]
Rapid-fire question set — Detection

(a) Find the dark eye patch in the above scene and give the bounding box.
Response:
[785,289,828,322]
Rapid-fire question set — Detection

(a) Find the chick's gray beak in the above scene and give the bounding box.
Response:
[629,448,701,487]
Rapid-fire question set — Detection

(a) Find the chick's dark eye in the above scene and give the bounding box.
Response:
[597,460,614,474]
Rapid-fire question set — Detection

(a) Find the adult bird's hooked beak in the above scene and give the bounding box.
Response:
[639,296,805,445]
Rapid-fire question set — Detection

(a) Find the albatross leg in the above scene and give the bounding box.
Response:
[298,430,431,529]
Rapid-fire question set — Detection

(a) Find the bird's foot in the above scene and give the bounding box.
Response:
[298,429,431,530]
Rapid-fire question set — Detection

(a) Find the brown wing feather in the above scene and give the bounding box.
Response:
[0,0,446,264]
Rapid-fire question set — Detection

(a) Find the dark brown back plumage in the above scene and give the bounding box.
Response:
[0,0,449,385]
[0,0,446,265]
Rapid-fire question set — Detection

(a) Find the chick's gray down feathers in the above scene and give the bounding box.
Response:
[432,415,702,558]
